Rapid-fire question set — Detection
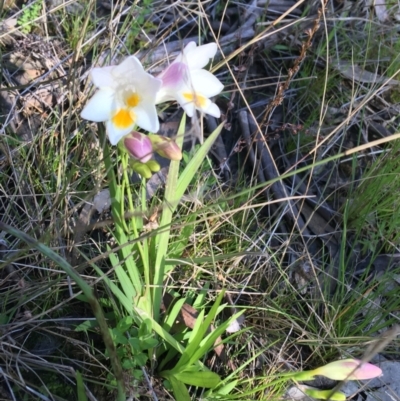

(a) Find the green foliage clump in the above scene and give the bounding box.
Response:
[126,0,156,51]
[17,0,42,34]
[108,317,158,383]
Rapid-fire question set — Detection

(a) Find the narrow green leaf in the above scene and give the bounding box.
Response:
[176,123,223,204]
[173,291,225,372]
[169,376,191,401]
[76,371,88,401]
[163,297,187,332]
[91,260,132,313]
[101,126,143,299]
[188,309,205,345]
[75,319,99,332]
[153,114,186,321]
[174,370,221,388]
[168,214,197,259]
[212,379,238,396]
[108,248,136,303]
[192,282,210,308]
[136,307,185,354]
[188,310,244,366]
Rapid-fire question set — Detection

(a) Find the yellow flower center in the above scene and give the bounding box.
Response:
[183,92,207,108]
[126,92,140,108]
[112,108,136,129]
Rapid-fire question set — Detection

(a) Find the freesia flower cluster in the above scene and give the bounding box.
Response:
[81,42,223,176]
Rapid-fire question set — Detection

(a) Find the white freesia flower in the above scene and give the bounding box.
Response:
[156,42,224,118]
[81,56,162,145]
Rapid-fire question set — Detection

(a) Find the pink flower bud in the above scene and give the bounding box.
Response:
[313,359,382,381]
[148,134,182,161]
[123,132,153,163]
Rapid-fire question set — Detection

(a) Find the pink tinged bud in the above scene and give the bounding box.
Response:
[148,134,182,161]
[159,62,189,89]
[124,132,153,163]
[313,359,382,381]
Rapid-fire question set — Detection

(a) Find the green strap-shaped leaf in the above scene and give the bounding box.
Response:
[76,371,88,401]
[174,369,221,388]
[153,118,223,321]
[175,122,224,207]
[169,376,191,401]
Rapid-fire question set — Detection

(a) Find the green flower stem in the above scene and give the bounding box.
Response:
[119,143,151,311]
[152,115,186,321]
[289,370,316,381]
[140,177,151,293]
[121,151,135,233]
[120,148,147,262]
[99,124,143,298]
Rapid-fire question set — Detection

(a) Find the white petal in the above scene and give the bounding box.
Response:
[191,69,224,97]
[173,41,196,65]
[185,43,218,70]
[204,102,221,118]
[176,88,221,118]
[155,88,175,104]
[194,96,214,115]
[81,89,114,122]
[183,41,197,53]
[106,120,134,145]
[135,102,160,133]
[181,102,196,118]
[155,87,175,104]
[176,91,196,117]
[113,55,144,77]
[90,66,116,88]
[135,75,162,103]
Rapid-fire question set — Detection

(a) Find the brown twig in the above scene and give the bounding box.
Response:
[260,0,329,128]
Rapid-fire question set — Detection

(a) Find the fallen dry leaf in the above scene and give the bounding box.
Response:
[162,293,236,370]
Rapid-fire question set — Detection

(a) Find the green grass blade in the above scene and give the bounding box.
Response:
[76,371,88,401]
[91,258,132,314]
[175,122,223,207]
[136,307,186,354]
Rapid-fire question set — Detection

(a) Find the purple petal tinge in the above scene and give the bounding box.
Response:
[123,132,153,163]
